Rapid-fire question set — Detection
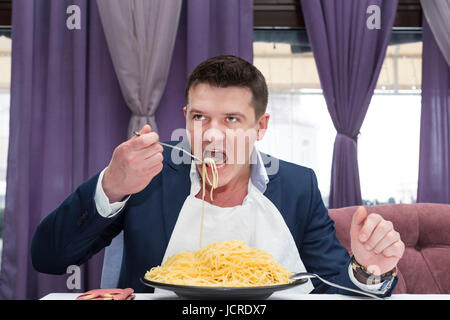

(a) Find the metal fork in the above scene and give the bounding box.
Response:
[290,272,384,300]
[133,131,203,163]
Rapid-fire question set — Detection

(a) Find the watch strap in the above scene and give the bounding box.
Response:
[351,256,397,285]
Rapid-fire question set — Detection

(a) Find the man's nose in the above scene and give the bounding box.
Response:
[203,127,225,144]
[203,120,225,143]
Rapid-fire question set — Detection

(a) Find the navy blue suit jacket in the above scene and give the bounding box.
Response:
[31,142,396,296]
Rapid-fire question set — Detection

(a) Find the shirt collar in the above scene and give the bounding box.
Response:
[189,146,269,195]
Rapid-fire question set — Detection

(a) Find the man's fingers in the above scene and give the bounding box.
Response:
[134,142,163,160]
[363,219,394,251]
[148,161,164,175]
[143,151,164,168]
[372,230,400,254]
[351,206,367,229]
[382,241,405,258]
[133,149,164,174]
[120,142,163,175]
[130,124,152,141]
[141,157,164,176]
[358,213,383,243]
[139,124,152,135]
[130,132,159,150]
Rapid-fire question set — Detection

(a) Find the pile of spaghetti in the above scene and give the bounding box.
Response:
[144,240,293,287]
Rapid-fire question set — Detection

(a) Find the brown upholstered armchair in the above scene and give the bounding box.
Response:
[328,203,450,293]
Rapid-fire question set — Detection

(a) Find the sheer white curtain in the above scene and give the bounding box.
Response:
[97,0,182,135]
[421,0,450,67]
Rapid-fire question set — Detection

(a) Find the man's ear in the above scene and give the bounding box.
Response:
[256,113,270,141]
[183,106,187,118]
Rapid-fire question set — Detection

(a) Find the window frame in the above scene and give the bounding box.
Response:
[254,0,423,28]
[0,0,11,26]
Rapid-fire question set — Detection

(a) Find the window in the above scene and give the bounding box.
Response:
[0,29,11,267]
[254,28,422,207]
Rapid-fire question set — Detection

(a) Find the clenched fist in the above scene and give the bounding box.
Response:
[102,124,164,203]
[350,206,405,275]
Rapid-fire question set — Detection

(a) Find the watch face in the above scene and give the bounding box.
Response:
[380,278,394,293]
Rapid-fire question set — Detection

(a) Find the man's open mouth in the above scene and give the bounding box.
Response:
[203,149,228,169]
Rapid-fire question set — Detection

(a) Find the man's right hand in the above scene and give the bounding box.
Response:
[102,124,164,203]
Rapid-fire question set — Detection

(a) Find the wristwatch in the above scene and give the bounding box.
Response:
[351,256,397,286]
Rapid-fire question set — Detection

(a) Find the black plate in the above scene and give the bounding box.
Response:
[140,277,308,300]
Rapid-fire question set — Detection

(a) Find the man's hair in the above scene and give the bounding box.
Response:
[185,55,268,120]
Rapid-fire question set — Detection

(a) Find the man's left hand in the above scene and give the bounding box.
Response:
[350,206,405,275]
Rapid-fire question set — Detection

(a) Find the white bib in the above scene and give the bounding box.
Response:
[157,179,314,295]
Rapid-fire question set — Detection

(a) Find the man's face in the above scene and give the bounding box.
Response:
[184,83,269,188]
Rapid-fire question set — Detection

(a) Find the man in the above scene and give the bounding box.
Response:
[31,55,404,296]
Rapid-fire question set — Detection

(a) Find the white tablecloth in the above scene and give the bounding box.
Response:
[40,292,450,300]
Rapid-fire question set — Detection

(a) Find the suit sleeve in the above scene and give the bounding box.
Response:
[299,169,397,297]
[31,172,126,275]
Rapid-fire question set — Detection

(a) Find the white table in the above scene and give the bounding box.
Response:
[40,292,450,300]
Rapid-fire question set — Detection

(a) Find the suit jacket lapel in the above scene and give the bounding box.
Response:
[264,174,282,213]
[261,155,298,237]
[161,141,191,245]
[261,152,282,217]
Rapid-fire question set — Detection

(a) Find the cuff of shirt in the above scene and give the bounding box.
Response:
[347,263,385,293]
[94,168,130,218]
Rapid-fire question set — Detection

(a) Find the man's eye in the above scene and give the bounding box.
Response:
[193,114,205,121]
[226,117,238,123]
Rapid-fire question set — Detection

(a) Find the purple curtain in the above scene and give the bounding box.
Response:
[300,0,398,208]
[0,0,130,300]
[155,0,254,142]
[417,18,450,204]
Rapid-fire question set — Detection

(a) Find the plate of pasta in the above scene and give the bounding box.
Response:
[141,240,309,299]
